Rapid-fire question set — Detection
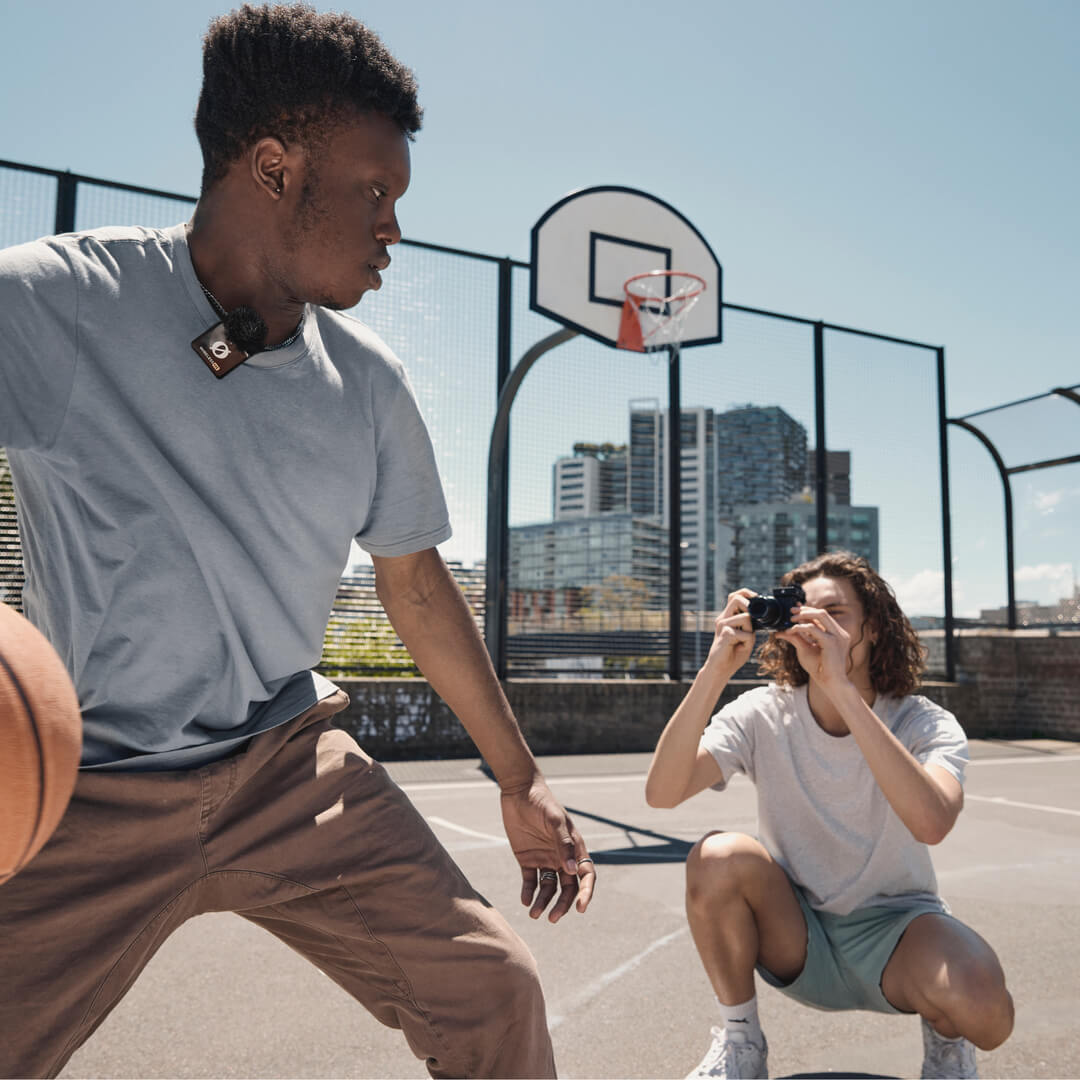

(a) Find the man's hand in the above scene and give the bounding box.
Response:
[373,549,597,919]
[777,605,852,693]
[705,588,758,675]
[499,775,596,923]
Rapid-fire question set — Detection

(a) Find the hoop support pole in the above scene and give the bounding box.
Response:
[485,327,580,677]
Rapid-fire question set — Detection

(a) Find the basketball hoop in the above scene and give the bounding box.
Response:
[616,270,707,355]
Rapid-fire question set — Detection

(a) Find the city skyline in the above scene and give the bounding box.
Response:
[512,400,880,614]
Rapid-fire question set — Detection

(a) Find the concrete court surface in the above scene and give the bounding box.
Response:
[59,739,1080,1080]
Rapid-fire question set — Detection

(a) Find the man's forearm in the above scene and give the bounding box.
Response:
[376,551,539,790]
[646,661,731,807]
[831,684,960,843]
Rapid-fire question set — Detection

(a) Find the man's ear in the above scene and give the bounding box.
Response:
[251,137,289,200]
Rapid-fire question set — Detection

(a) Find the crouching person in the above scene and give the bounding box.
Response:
[646,552,1013,1079]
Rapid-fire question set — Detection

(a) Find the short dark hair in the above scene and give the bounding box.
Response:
[195,3,422,192]
[756,550,927,697]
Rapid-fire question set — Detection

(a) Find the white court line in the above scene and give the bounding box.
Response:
[426,816,507,844]
[402,755,1080,794]
[402,773,648,794]
[547,926,688,1031]
[427,816,648,851]
[939,853,1080,881]
[969,754,1080,767]
[966,794,1080,818]
[425,817,632,850]
[400,756,1080,797]
[401,780,494,793]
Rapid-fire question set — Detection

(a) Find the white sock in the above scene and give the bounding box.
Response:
[718,994,762,1043]
[925,1019,966,1044]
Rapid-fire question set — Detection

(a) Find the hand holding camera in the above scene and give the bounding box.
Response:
[705,588,758,674]
[705,584,809,678]
[747,584,807,630]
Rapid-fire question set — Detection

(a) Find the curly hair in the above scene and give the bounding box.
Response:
[756,551,926,697]
[195,4,423,192]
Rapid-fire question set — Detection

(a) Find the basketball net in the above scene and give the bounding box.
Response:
[617,270,706,361]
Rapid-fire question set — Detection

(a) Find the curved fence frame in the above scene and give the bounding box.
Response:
[948,385,1080,629]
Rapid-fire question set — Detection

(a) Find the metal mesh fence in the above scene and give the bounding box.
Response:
[74,183,196,233]
[823,331,943,609]
[0,165,499,677]
[962,391,1079,472]
[3,159,1034,682]
[948,427,1009,615]
[324,244,500,674]
[0,165,57,250]
[949,385,1080,628]
[506,268,672,677]
[1010,460,1079,626]
[682,312,816,678]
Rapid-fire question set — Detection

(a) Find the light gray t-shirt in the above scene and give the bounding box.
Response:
[0,224,451,770]
[700,683,969,916]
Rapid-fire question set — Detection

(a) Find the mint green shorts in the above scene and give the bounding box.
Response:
[756,886,951,1013]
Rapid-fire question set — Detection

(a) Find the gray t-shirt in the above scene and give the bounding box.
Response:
[700,683,969,916]
[0,224,451,770]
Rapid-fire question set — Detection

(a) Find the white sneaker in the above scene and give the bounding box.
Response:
[920,1017,978,1079]
[685,1025,768,1079]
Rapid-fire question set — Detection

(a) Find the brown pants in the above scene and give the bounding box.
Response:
[0,692,555,1079]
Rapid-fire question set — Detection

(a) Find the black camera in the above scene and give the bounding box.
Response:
[747,584,806,631]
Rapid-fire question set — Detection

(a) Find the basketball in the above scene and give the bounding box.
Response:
[0,602,81,885]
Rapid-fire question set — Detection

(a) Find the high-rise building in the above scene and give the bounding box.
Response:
[546,402,875,615]
[715,405,808,515]
[508,513,668,621]
[552,443,627,520]
[730,500,879,588]
[628,402,726,612]
[807,449,852,505]
[629,402,664,518]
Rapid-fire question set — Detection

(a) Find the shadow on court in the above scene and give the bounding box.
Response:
[564,805,694,863]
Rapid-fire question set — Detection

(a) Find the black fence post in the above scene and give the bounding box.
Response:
[668,346,682,681]
[54,172,77,234]
[493,258,513,678]
[948,418,1017,630]
[813,322,828,553]
[936,347,956,680]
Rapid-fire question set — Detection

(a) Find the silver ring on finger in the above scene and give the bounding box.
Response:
[539,870,558,882]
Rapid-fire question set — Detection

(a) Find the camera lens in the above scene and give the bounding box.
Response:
[747,596,782,629]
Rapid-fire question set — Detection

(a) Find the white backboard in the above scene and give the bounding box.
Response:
[530,186,722,349]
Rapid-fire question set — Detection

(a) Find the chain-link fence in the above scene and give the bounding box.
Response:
[3,159,1027,681]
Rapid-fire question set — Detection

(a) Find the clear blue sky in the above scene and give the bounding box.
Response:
[2,0,1076,615]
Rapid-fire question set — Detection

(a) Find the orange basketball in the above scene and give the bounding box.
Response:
[0,602,81,885]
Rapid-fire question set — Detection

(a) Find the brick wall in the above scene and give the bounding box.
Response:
[922,629,1080,740]
[332,666,991,760]
[329,630,1077,758]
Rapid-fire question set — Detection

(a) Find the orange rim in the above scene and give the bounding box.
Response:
[623,270,706,305]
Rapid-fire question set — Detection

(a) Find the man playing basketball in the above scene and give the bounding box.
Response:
[0,6,593,1077]
[646,552,1013,1079]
